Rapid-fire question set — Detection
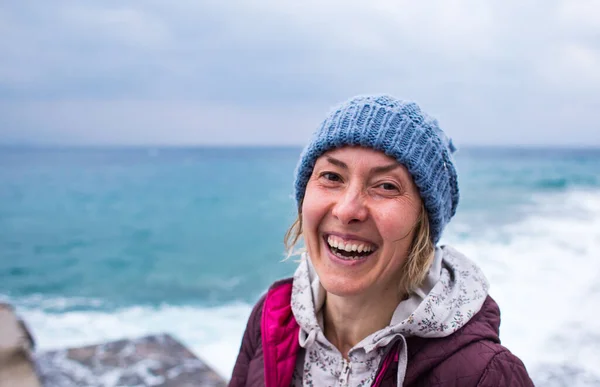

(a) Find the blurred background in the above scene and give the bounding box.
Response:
[1,1,599,386]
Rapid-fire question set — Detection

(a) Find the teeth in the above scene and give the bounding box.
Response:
[327,236,375,254]
[327,237,336,249]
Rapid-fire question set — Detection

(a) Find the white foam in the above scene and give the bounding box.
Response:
[447,189,600,382]
[1,294,106,311]
[13,301,252,380]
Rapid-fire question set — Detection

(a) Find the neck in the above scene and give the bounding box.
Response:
[323,289,404,359]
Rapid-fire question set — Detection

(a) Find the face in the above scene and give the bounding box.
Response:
[301,146,422,300]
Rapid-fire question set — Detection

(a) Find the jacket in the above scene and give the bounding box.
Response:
[229,278,534,386]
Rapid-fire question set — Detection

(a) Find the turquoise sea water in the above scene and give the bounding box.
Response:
[1,146,600,385]
[1,147,300,308]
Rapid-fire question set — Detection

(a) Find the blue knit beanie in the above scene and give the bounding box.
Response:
[294,94,459,244]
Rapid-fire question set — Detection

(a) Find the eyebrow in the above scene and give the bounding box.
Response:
[325,156,401,175]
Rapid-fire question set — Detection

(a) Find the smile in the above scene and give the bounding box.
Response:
[325,234,378,261]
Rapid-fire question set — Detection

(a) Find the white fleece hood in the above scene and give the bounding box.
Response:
[290,245,490,386]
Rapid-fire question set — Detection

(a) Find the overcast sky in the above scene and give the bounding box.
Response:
[1,1,599,146]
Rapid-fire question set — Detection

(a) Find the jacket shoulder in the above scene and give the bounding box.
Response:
[404,296,533,386]
[228,278,296,387]
[477,348,534,387]
[228,289,267,386]
[239,277,294,337]
[408,341,533,387]
[236,277,294,352]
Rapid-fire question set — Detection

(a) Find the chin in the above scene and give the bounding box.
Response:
[319,276,371,298]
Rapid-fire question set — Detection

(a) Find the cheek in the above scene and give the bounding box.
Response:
[376,205,420,241]
[301,185,327,236]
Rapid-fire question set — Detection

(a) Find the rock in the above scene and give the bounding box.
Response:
[35,334,227,387]
[1,302,227,387]
[0,302,41,387]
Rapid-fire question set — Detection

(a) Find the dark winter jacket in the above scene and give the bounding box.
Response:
[229,278,534,387]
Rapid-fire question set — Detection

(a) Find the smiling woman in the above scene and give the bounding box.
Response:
[229,95,534,386]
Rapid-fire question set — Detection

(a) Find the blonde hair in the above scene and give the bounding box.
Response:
[283,203,435,295]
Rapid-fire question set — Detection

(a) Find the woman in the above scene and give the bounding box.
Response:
[229,95,533,386]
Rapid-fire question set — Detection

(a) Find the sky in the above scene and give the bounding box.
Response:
[1,0,599,146]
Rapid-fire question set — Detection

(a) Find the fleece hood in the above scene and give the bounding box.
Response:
[291,245,490,386]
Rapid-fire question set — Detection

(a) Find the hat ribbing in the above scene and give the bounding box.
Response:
[294,94,459,244]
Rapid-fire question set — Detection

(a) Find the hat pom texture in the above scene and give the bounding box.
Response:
[294,94,459,244]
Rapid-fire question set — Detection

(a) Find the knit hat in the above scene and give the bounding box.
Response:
[294,94,459,244]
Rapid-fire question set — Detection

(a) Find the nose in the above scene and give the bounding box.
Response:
[331,186,368,224]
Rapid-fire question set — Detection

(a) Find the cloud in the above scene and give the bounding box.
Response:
[0,0,598,145]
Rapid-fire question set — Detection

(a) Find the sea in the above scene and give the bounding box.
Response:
[1,146,599,386]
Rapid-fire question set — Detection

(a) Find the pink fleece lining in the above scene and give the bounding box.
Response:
[261,281,300,387]
[372,342,399,387]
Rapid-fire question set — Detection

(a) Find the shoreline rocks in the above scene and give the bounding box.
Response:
[35,334,226,387]
[0,303,40,387]
[1,303,227,387]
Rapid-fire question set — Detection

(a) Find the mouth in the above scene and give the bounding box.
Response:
[323,234,378,261]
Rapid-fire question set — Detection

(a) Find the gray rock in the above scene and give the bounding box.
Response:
[2,302,228,387]
[35,334,227,387]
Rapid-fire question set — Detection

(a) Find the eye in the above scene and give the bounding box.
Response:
[321,172,342,182]
[378,182,399,191]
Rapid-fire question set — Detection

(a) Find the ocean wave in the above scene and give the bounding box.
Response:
[0,294,107,312]
[447,189,600,385]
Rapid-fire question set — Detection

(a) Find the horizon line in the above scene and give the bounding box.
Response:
[1,142,600,149]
